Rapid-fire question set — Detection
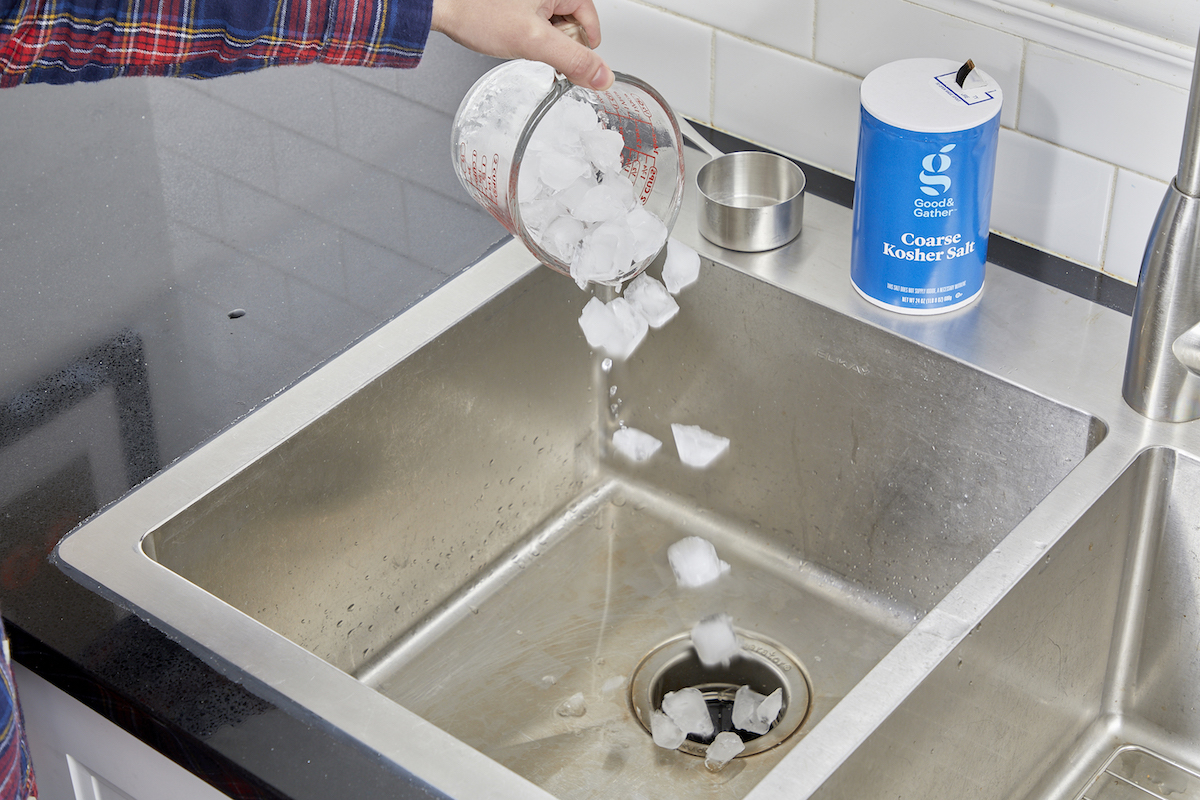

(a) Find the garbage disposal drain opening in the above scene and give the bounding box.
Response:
[629,631,812,758]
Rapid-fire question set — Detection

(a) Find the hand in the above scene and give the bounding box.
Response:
[431,0,614,90]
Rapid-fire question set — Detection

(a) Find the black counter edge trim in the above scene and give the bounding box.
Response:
[7,621,288,800]
[684,119,1137,316]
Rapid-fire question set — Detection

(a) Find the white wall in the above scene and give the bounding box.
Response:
[592,0,1198,285]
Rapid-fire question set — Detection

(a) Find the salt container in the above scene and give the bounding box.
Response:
[850,58,1002,314]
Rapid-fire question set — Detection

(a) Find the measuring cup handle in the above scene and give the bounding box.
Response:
[678,117,724,160]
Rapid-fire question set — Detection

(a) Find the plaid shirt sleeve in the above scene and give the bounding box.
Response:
[0,0,433,87]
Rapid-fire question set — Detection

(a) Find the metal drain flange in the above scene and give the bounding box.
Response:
[629,630,811,758]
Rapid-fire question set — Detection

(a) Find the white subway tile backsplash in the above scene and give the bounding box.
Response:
[574,0,1187,287]
[815,0,1024,129]
[1020,45,1188,182]
[645,0,815,59]
[1104,170,1169,284]
[593,0,713,120]
[713,33,861,176]
[990,129,1113,267]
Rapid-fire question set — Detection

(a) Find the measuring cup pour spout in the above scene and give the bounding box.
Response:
[450,60,686,286]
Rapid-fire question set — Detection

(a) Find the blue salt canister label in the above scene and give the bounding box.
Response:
[851,59,1002,315]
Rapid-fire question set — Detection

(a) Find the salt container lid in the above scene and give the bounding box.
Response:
[860,58,1002,133]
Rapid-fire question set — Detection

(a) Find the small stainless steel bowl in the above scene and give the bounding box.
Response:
[697,151,805,252]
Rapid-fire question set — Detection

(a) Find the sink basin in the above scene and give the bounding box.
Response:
[56,231,1103,800]
[808,446,1200,800]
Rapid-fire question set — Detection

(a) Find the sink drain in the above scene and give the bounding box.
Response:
[629,631,811,758]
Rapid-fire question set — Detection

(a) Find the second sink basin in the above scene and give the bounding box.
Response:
[60,237,1104,799]
[810,446,1200,800]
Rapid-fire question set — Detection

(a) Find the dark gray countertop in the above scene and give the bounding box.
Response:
[0,37,506,799]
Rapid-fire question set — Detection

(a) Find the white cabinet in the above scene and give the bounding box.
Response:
[13,663,233,800]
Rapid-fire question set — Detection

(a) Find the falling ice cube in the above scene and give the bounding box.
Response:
[667,536,730,588]
[705,731,745,771]
[624,273,678,329]
[671,423,730,468]
[691,614,740,667]
[662,237,701,294]
[612,427,662,462]
[577,296,648,360]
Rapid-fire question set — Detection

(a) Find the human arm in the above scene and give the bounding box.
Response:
[0,0,433,87]
[430,0,612,90]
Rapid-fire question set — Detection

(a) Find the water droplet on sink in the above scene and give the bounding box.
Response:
[601,357,613,372]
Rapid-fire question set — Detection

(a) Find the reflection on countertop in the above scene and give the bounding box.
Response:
[0,36,506,799]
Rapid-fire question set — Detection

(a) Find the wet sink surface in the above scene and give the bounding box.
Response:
[810,447,1200,800]
[62,228,1105,799]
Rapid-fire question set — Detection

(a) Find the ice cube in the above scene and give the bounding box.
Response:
[573,222,636,288]
[662,237,701,294]
[577,296,648,360]
[661,687,714,738]
[758,688,783,727]
[573,182,634,224]
[691,614,740,667]
[538,151,592,192]
[705,731,745,771]
[581,127,626,173]
[732,685,767,733]
[671,424,730,468]
[732,685,782,735]
[519,195,560,235]
[542,96,601,139]
[624,273,679,328]
[556,691,587,717]
[667,536,730,588]
[626,204,668,264]
[650,709,686,749]
[541,215,586,262]
[612,427,662,462]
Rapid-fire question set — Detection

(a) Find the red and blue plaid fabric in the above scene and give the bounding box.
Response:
[0,0,432,86]
[0,630,36,800]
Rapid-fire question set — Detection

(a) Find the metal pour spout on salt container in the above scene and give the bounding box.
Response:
[1122,26,1200,422]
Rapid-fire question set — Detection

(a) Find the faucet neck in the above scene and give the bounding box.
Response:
[1177,28,1200,197]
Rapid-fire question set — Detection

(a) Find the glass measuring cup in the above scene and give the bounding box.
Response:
[451,60,685,286]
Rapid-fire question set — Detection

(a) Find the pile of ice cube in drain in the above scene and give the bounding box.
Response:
[648,537,789,772]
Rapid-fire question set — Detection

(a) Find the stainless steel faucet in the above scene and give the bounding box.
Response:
[1123,29,1200,422]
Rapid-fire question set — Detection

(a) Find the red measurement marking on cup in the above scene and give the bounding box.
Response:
[459,145,506,222]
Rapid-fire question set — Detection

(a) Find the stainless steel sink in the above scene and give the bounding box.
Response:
[61,150,1186,800]
[806,446,1200,800]
[55,220,1104,799]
